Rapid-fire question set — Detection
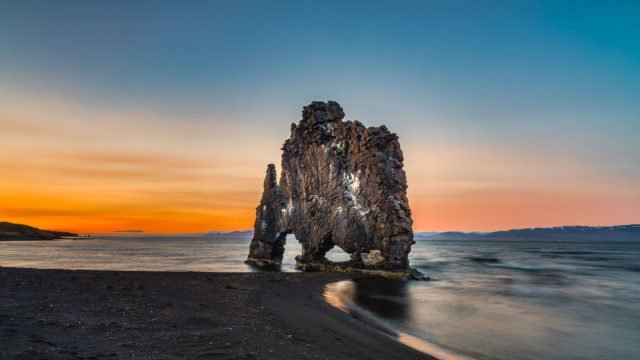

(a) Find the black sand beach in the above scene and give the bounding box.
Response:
[0,267,433,359]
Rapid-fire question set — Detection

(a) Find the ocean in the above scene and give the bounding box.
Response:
[1,236,639,360]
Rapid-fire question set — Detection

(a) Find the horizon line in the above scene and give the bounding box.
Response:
[76,223,640,236]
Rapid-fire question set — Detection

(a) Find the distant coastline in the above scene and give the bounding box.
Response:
[203,225,640,241]
[416,224,640,241]
[0,221,77,241]
[201,230,253,238]
[4,221,638,242]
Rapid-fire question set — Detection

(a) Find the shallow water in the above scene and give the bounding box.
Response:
[346,240,640,360]
[1,236,639,359]
[0,235,305,272]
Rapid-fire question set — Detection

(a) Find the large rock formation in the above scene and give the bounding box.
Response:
[247,101,414,271]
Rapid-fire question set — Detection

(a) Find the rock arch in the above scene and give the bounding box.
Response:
[246,101,414,270]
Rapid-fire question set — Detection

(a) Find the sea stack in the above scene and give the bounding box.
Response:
[247,101,415,273]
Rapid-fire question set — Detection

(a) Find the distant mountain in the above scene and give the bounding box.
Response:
[416,225,640,241]
[202,230,253,239]
[0,221,78,240]
[415,231,485,240]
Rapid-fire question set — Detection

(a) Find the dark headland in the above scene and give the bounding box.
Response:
[0,221,77,241]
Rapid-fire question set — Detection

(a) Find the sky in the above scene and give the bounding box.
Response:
[1,0,639,233]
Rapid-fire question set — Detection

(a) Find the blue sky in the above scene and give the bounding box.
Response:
[1,1,638,231]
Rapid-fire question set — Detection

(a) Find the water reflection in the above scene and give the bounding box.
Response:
[3,236,640,360]
[350,278,410,320]
[337,240,640,360]
[323,279,472,360]
[323,280,353,312]
[323,278,411,320]
[245,262,282,272]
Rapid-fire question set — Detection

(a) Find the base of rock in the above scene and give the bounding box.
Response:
[245,258,282,268]
[295,257,427,280]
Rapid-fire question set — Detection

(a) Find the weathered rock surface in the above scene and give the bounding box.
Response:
[246,101,414,271]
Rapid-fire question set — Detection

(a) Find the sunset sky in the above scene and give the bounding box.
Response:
[1,1,639,233]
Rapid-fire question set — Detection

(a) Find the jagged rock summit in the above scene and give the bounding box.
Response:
[246,101,415,274]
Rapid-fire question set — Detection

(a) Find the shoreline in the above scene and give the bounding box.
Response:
[0,267,434,359]
[324,280,473,360]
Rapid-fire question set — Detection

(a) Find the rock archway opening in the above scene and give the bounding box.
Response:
[276,233,308,270]
[325,245,351,263]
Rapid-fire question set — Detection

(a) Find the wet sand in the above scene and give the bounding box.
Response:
[0,267,433,359]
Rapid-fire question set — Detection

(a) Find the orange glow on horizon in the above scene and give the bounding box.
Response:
[410,190,640,232]
[2,89,639,234]
[6,188,639,234]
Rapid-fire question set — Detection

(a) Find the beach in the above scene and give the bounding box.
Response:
[0,267,432,359]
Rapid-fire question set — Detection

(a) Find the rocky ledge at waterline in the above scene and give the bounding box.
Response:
[246,101,421,279]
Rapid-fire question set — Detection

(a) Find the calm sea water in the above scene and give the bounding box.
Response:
[1,235,639,360]
[345,239,640,360]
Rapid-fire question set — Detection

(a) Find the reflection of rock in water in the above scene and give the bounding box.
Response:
[246,101,414,271]
[352,278,410,320]
[324,279,472,360]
